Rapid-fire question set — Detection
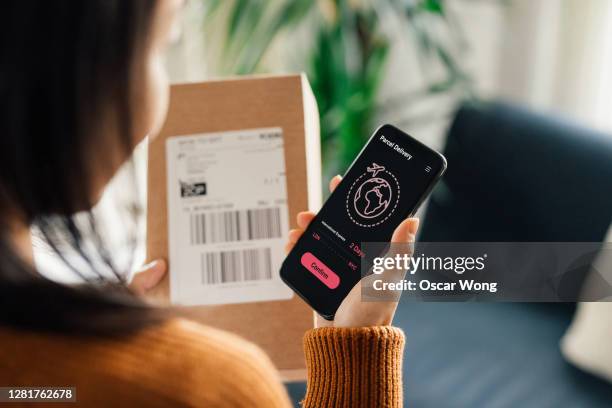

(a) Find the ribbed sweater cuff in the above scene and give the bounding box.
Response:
[302,326,405,408]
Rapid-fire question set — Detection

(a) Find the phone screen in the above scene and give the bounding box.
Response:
[280,124,446,318]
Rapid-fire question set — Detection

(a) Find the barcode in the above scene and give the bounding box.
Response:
[201,248,273,284]
[190,208,282,244]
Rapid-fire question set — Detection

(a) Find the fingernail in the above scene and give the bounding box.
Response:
[141,260,159,271]
[407,218,420,235]
[146,260,166,286]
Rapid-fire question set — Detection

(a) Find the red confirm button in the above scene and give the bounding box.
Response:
[300,252,340,289]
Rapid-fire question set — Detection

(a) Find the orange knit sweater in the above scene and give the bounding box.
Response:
[0,319,404,407]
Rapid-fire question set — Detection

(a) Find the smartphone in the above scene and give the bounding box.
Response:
[280,124,447,319]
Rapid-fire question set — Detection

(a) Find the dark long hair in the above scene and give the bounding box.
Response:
[0,1,165,335]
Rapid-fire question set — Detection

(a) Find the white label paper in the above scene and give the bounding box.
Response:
[165,127,293,305]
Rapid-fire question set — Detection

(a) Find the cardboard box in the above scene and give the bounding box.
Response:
[146,74,321,381]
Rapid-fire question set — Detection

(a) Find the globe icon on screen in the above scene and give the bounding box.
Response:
[346,162,399,227]
[354,178,393,219]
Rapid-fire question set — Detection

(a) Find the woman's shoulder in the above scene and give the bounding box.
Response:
[146,317,270,362]
[0,318,290,407]
[106,318,290,406]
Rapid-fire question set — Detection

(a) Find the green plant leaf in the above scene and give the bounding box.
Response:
[203,0,225,20]
[421,0,444,15]
[234,0,315,73]
[204,0,476,176]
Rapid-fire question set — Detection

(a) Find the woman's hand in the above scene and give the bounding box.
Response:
[129,259,167,296]
[286,175,419,328]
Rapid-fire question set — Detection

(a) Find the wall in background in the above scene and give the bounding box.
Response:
[498,0,612,133]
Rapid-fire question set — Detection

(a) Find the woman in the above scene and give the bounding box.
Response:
[0,1,419,406]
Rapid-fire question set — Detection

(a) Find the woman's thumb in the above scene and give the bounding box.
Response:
[130,259,167,295]
[391,217,419,243]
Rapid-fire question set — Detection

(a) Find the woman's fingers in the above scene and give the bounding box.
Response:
[329,175,342,192]
[288,228,303,243]
[367,217,420,295]
[297,211,316,229]
[285,242,296,254]
[386,217,419,261]
[286,228,305,254]
[129,259,167,296]
[391,217,419,243]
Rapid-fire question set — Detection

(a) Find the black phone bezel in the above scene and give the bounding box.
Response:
[280,124,447,320]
